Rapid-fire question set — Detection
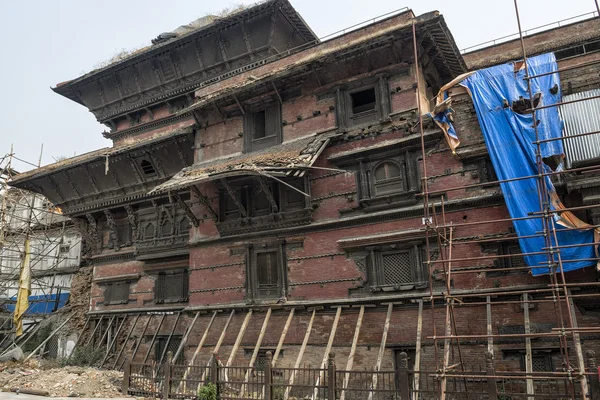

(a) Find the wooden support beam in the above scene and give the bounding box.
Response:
[312,307,342,400]
[82,165,100,194]
[567,290,590,397]
[241,21,255,60]
[368,304,393,400]
[126,157,147,189]
[487,296,493,356]
[339,306,365,400]
[64,170,82,198]
[190,185,218,222]
[201,310,235,382]
[173,192,200,227]
[255,176,278,213]
[101,315,127,367]
[95,316,115,352]
[221,179,247,217]
[173,312,200,364]
[159,311,181,364]
[128,314,152,366]
[217,36,230,68]
[241,309,272,395]
[146,151,166,177]
[113,314,140,370]
[85,316,104,347]
[523,293,534,400]
[103,209,120,250]
[47,175,66,203]
[226,310,253,367]
[413,300,423,400]
[181,311,217,390]
[233,94,245,115]
[273,308,294,367]
[272,81,283,104]
[311,65,322,87]
[144,314,166,363]
[213,102,225,122]
[284,309,316,400]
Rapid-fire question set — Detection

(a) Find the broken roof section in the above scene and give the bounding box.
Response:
[150,133,332,194]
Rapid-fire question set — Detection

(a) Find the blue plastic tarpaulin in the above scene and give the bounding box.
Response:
[5,292,70,315]
[437,53,598,276]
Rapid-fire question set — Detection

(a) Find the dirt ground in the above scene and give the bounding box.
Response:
[0,360,124,398]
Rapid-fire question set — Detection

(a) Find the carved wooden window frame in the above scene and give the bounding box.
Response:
[365,242,428,292]
[243,103,282,153]
[336,76,391,130]
[246,242,288,302]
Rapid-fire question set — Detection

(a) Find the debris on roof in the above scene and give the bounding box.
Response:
[151,132,334,194]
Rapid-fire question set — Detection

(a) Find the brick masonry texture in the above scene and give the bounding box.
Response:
[86,13,600,376]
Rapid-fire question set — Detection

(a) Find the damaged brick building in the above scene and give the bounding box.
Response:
[9,1,600,398]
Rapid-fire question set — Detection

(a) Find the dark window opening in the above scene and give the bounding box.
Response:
[140,160,156,176]
[254,110,267,139]
[154,270,189,304]
[351,88,377,114]
[219,179,306,222]
[245,105,281,152]
[103,281,130,305]
[155,336,183,364]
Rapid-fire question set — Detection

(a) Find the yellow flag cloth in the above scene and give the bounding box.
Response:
[14,239,31,336]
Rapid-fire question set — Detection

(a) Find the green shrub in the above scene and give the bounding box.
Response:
[198,383,217,400]
[59,345,104,367]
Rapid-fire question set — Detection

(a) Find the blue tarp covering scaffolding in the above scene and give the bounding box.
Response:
[434,53,598,276]
[5,292,69,315]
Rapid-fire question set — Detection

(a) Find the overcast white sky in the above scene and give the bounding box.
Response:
[0,0,597,172]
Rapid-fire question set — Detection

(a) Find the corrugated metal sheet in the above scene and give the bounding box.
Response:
[560,88,600,168]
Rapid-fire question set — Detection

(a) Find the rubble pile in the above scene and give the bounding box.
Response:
[0,360,124,397]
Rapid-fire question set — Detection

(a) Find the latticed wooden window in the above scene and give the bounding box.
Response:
[381,251,413,285]
[155,270,189,303]
[369,245,426,291]
[103,281,130,305]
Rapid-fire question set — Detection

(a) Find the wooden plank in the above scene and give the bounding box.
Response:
[66,317,90,362]
[128,314,152,366]
[173,312,200,363]
[94,316,115,352]
[523,293,534,400]
[159,311,182,364]
[368,304,393,400]
[312,307,342,400]
[226,310,253,366]
[412,300,423,400]
[85,316,104,347]
[339,305,365,400]
[241,309,272,394]
[273,308,295,367]
[113,314,140,370]
[180,311,217,391]
[284,309,316,400]
[101,315,127,367]
[201,310,235,382]
[567,290,590,397]
[143,314,166,363]
[439,300,454,400]
[487,296,493,356]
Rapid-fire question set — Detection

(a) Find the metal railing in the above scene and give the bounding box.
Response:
[122,351,600,399]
